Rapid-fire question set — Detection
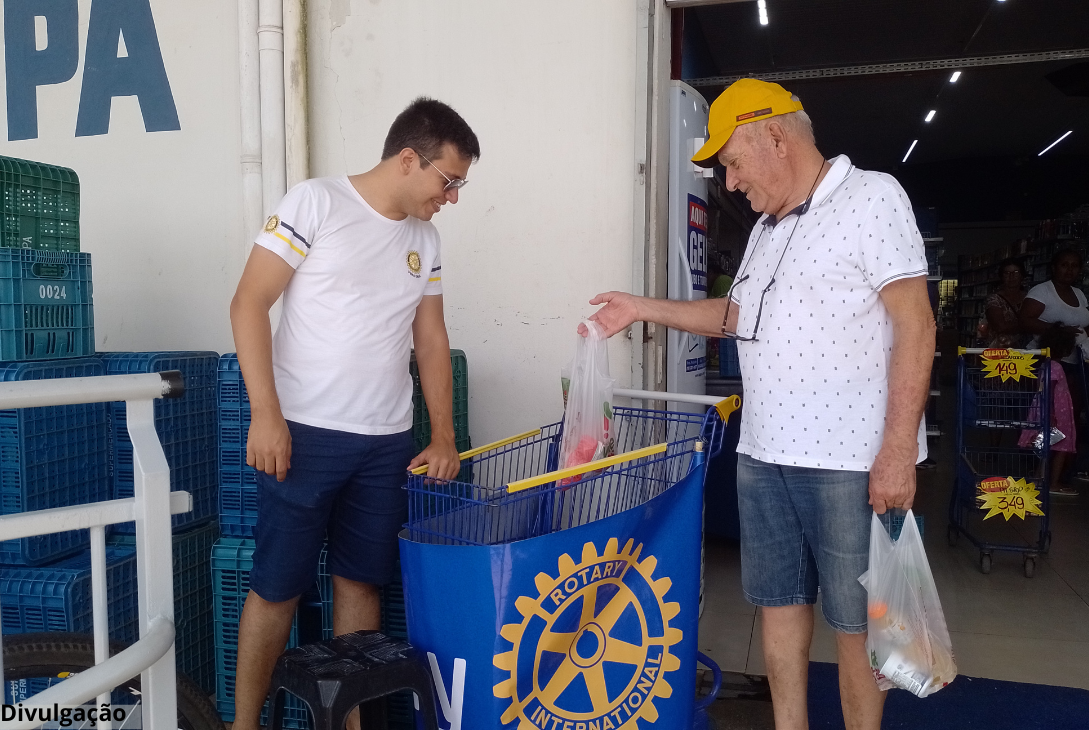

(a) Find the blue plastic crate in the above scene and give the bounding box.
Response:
[0,358,110,564]
[0,249,93,360]
[102,351,219,534]
[109,520,218,694]
[217,354,250,411]
[890,513,925,541]
[0,546,138,643]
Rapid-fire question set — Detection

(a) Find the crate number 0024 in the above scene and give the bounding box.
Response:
[39,284,67,299]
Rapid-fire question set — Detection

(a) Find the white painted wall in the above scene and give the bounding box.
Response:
[308,0,642,443]
[0,0,244,355]
[0,0,645,445]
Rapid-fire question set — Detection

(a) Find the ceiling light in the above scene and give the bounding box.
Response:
[902,140,918,163]
[757,0,769,25]
[949,71,961,83]
[1038,130,1073,156]
[924,110,936,122]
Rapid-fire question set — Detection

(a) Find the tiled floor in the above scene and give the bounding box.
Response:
[697,378,1089,691]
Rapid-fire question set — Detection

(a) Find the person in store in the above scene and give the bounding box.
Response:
[228,98,479,730]
[1018,326,1079,497]
[583,78,933,730]
[980,258,1029,349]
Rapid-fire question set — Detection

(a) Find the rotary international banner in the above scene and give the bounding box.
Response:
[399,468,704,730]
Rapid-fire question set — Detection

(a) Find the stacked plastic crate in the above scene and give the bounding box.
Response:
[215,350,469,728]
[0,156,119,704]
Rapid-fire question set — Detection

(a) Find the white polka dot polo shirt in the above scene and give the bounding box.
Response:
[730,155,928,472]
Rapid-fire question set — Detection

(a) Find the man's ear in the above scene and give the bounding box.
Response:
[767,121,789,158]
[398,148,417,175]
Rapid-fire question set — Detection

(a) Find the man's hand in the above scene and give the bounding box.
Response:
[868,446,916,514]
[581,292,643,337]
[408,438,462,481]
[247,412,292,482]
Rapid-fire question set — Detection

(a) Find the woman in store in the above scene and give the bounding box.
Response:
[1021,247,1089,496]
[982,258,1030,348]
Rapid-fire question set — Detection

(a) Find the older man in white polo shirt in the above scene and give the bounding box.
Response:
[586,79,935,730]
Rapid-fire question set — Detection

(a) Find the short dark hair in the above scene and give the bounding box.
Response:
[381,97,480,163]
[998,257,1026,277]
[1051,246,1083,270]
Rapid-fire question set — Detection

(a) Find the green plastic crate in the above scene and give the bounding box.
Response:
[409,349,470,454]
[0,156,79,252]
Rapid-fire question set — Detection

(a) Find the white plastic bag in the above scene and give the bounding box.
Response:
[858,510,957,697]
[558,320,616,485]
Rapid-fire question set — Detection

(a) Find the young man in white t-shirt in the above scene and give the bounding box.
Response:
[585,80,935,730]
[229,98,479,730]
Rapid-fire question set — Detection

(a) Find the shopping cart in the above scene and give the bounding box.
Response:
[405,399,737,546]
[949,348,1052,577]
[399,395,740,729]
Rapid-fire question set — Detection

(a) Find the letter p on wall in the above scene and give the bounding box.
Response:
[5,0,80,140]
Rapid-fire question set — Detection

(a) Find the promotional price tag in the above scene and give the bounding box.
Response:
[980,349,1037,382]
[977,476,1045,521]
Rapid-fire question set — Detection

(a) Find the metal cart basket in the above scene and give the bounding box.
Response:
[405,400,736,546]
[949,348,1053,577]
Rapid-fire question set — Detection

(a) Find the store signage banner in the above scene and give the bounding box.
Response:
[687,194,708,292]
[399,469,703,730]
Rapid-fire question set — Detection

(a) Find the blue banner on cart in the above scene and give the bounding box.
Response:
[399,468,704,730]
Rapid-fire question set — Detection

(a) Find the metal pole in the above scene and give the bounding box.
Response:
[90,524,112,730]
[128,397,178,730]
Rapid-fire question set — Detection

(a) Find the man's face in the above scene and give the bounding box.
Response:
[716,124,787,216]
[409,143,471,221]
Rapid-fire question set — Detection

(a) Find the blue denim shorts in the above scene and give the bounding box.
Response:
[249,421,415,602]
[736,453,878,633]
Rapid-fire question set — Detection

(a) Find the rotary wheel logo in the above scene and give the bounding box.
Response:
[493,538,682,729]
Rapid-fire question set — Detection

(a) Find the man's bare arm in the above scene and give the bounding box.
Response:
[868,276,936,513]
[229,246,295,481]
[586,291,737,339]
[408,295,461,480]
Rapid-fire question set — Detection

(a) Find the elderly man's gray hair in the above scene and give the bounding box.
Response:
[738,94,815,145]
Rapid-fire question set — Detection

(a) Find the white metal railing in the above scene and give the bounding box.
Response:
[0,372,190,730]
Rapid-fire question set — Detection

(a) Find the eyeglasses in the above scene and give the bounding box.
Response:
[416,150,468,192]
[720,200,810,342]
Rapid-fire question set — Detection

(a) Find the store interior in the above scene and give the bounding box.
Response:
[682,0,1089,724]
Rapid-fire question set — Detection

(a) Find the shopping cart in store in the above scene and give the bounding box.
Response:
[949,348,1053,577]
[405,399,736,546]
[400,394,740,728]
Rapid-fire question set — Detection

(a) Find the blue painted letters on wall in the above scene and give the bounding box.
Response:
[76,0,180,137]
[5,0,80,141]
[4,0,180,141]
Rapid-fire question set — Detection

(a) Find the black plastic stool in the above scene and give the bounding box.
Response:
[266,630,440,730]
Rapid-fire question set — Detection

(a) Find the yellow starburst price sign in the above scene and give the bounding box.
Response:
[980,348,1037,382]
[977,476,1045,521]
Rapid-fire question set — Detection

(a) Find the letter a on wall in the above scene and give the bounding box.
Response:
[5,0,80,141]
[75,0,181,137]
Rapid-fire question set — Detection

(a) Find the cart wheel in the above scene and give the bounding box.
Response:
[947,525,959,547]
[1042,532,1052,553]
[1024,556,1036,579]
[980,552,992,575]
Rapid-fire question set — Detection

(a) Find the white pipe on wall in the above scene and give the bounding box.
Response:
[258,0,288,217]
[283,0,310,189]
[239,0,263,257]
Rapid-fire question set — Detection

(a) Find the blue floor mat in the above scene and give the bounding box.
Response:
[808,661,1089,730]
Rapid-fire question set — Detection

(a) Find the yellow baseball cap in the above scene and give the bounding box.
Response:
[692,78,804,167]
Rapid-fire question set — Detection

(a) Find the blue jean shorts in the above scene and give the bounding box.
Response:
[736,453,880,633]
[249,421,415,602]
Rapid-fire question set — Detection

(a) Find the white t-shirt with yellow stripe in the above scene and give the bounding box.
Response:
[254,176,443,435]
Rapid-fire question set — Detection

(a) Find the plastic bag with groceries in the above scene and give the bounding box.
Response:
[858,510,957,697]
[558,320,616,486]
